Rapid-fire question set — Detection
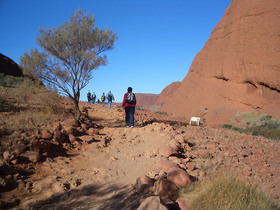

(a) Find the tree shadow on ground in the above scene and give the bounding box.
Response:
[30,182,141,210]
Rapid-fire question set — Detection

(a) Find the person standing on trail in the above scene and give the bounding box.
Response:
[101,93,106,106]
[122,87,136,127]
[91,92,96,104]
[106,91,115,109]
[87,90,91,103]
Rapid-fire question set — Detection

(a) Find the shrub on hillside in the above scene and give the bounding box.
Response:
[222,113,280,141]
[0,74,68,135]
[0,73,24,87]
[155,111,168,115]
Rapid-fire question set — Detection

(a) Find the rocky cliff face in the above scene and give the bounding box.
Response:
[0,53,23,77]
[160,0,280,124]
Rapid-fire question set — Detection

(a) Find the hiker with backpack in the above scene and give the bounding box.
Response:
[101,93,106,106]
[91,92,96,104]
[106,91,115,109]
[122,87,137,127]
[87,90,91,103]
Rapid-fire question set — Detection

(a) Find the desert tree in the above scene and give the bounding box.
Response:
[20,9,117,120]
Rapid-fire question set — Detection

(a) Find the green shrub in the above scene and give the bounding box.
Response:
[220,124,233,129]
[155,111,168,115]
[263,129,280,141]
[0,73,24,87]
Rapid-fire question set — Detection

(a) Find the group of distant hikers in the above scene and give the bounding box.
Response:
[87,90,115,109]
[87,87,136,127]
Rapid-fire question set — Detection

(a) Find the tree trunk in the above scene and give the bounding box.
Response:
[73,99,81,121]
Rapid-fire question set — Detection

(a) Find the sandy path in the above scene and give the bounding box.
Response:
[20,105,171,209]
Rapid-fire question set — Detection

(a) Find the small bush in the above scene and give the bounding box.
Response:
[0,73,24,87]
[155,111,168,115]
[220,124,233,129]
[264,129,280,140]
[179,175,277,210]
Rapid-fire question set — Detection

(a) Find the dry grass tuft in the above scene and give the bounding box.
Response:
[179,171,277,210]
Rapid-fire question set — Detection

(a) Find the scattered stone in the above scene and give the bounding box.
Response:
[78,135,95,144]
[62,119,79,127]
[21,151,41,163]
[186,162,195,171]
[174,134,185,144]
[2,151,11,161]
[167,167,192,187]
[54,130,68,144]
[64,126,79,136]
[135,175,155,194]
[52,181,66,193]
[194,149,211,158]
[153,177,179,201]
[81,123,88,130]
[157,160,178,173]
[168,156,182,165]
[68,134,77,143]
[53,122,63,131]
[159,145,178,157]
[137,196,167,210]
[176,198,192,210]
[87,128,95,135]
[32,139,52,154]
[41,129,53,140]
[12,144,27,156]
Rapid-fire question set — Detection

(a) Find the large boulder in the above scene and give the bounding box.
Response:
[159,0,280,124]
[167,167,192,187]
[153,178,179,201]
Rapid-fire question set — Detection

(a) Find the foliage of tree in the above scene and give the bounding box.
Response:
[20,9,118,120]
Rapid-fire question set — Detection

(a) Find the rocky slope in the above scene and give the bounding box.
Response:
[160,0,280,125]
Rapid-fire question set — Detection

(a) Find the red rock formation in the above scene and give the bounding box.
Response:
[0,53,23,77]
[135,93,159,107]
[157,82,180,105]
[160,0,280,125]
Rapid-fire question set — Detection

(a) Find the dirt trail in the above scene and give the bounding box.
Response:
[9,104,280,209]
[20,105,173,209]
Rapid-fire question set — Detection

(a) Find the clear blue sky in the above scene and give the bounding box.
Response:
[0,0,231,102]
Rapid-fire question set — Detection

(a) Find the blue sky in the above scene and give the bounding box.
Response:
[0,0,231,102]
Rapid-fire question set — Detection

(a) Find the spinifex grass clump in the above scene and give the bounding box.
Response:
[179,175,277,210]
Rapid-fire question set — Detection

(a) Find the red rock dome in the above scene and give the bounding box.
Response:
[160,0,280,124]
